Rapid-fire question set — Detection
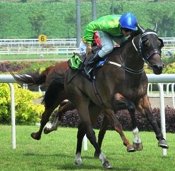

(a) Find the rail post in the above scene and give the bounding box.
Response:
[9,83,16,149]
[0,75,16,149]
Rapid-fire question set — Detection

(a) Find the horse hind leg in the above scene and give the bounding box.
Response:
[31,81,63,140]
[85,124,112,169]
[75,126,111,168]
[95,115,108,157]
[76,102,112,169]
[43,110,60,134]
[44,100,74,134]
[31,106,57,140]
[75,122,86,166]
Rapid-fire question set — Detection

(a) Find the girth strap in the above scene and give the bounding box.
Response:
[92,79,104,106]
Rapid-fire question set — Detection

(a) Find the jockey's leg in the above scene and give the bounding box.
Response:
[84,31,114,77]
[84,52,101,76]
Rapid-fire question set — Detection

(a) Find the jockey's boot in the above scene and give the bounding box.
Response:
[84,53,101,77]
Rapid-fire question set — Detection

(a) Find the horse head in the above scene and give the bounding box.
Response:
[137,27,164,75]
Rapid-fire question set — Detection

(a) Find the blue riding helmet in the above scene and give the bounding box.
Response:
[119,12,138,31]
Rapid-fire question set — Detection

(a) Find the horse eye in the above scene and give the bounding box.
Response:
[142,38,147,42]
[143,39,149,47]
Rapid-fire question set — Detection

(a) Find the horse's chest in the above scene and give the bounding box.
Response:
[123,85,146,99]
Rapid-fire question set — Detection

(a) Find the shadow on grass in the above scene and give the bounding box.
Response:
[57,163,136,171]
[23,152,135,170]
[24,152,99,159]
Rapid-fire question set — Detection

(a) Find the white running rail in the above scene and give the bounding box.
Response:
[1,74,175,156]
[0,37,174,55]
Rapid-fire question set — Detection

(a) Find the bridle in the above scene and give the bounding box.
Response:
[132,31,163,62]
[108,30,163,74]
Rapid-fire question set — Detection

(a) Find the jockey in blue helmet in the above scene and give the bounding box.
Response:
[79,12,138,77]
[119,12,138,31]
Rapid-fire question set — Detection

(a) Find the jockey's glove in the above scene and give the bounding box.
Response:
[86,44,92,56]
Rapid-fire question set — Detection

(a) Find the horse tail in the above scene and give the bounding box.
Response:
[11,70,47,86]
[42,75,65,106]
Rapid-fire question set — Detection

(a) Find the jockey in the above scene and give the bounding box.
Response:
[79,12,138,77]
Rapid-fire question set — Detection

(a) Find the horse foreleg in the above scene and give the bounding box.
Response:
[113,93,142,151]
[132,127,143,151]
[114,122,135,152]
[127,102,143,151]
[138,96,168,149]
[105,111,135,152]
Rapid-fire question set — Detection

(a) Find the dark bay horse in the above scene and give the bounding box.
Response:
[12,61,136,153]
[64,28,167,168]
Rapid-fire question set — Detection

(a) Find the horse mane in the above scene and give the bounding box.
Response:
[120,30,141,48]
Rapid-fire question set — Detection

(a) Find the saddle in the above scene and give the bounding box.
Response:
[68,51,107,81]
[68,33,115,80]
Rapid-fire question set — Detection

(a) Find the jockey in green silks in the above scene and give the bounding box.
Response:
[79,12,138,77]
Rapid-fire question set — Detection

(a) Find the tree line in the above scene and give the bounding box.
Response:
[0,1,174,39]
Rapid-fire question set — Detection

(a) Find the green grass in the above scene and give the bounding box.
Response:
[0,125,175,171]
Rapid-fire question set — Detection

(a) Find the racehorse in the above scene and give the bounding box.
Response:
[64,27,168,168]
[12,61,136,153]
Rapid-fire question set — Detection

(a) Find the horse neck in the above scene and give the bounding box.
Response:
[121,36,144,74]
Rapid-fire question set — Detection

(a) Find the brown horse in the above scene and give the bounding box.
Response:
[12,61,136,153]
[64,28,168,168]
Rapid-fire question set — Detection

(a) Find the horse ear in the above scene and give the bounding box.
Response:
[153,23,158,32]
[137,24,145,33]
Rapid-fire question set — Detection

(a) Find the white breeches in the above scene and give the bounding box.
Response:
[79,31,121,58]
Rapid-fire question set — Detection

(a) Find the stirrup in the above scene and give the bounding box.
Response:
[84,66,93,78]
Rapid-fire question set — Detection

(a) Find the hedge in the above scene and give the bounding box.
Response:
[0,83,44,124]
[1,82,175,132]
[57,107,175,133]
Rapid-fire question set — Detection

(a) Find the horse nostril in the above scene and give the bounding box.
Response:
[151,64,163,75]
[158,65,163,70]
[158,65,163,69]
[163,63,165,68]
[155,63,164,69]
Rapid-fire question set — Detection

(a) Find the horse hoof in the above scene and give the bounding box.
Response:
[31,132,41,140]
[133,142,143,151]
[43,127,55,134]
[158,139,169,149]
[43,128,50,134]
[127,145,135,152]
[44,122,58,134]
[74,158,83,166]
[103,161,112,169]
